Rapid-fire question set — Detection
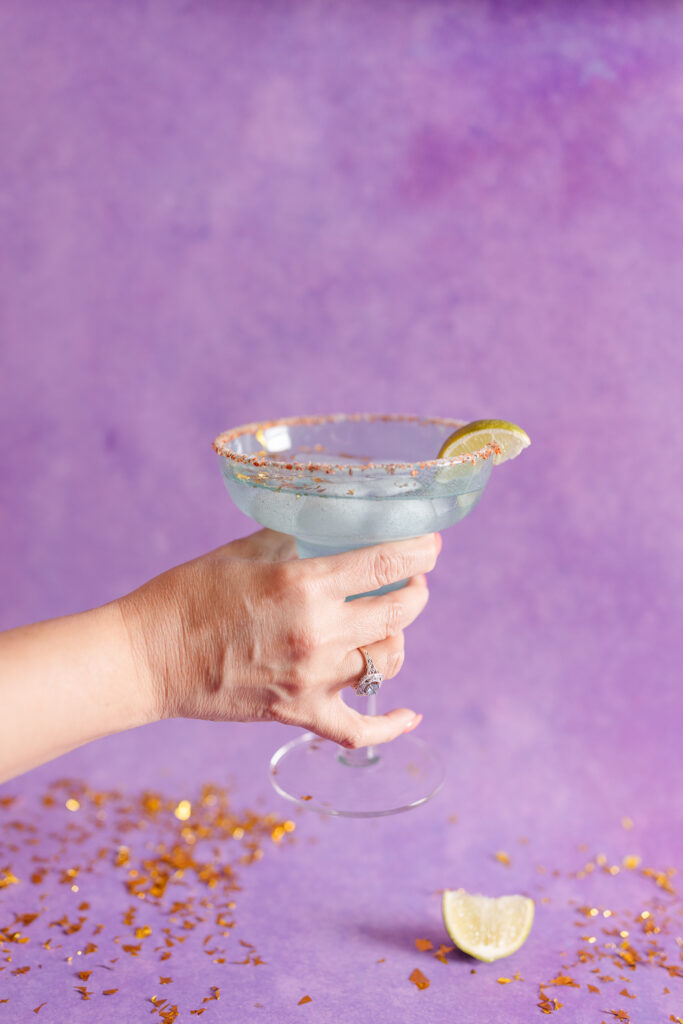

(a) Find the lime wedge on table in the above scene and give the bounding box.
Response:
[442,889,534,962]
[438,420,531,466]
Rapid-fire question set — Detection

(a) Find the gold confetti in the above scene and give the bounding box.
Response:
[0,870,20,888]
[495,851,511,866]
[546,974,580,988]
[622,855,641,870]
[433,944,453,964]
[409,968,430,990]
[621,817,634,830]
[174,801,192,821]
[65,798,80,812]
[497,977,513,984]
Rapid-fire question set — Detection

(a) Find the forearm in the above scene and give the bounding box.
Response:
[0,602,154,783]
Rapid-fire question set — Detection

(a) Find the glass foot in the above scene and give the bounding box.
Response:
[269,732,445,818]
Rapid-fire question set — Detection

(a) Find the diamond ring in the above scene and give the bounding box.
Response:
[355,648,384,696]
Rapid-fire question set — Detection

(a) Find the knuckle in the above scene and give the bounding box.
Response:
[372,549,405,589]
[386,642,405,678]
[385,599,404,636]
[286,624,318,664]
[339,728,364,750]
[275,562,318,616]
[270,558,304,595]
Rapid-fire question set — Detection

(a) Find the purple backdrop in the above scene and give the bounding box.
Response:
[1,2,682,1021]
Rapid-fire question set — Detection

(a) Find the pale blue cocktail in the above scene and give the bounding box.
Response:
[214,414,496,817]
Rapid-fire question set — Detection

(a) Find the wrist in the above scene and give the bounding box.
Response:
[113,593,167,725]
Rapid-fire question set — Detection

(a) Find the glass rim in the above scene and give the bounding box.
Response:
[212,412,499,475]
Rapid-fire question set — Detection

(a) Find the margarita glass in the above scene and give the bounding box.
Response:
[213,414,496,817]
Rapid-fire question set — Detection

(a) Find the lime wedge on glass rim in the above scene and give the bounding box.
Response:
[442,889,535,962]
[438,420,531,466]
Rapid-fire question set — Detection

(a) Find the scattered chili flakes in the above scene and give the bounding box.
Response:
[495,851,511,866]
[73,986,91,1000]
[33,1004,47,1014]
[588,984,600,994]
[298,995,312,1005]
[160,976,172,984]
[415,938,433,951]
[497,977,513,984]
[409,968,430,990]
[103,989,118,995]
[76,970,92,981]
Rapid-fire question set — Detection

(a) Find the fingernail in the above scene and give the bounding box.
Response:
[402,713,423,734]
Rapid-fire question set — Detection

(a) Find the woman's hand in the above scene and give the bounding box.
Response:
[119,529,441,749]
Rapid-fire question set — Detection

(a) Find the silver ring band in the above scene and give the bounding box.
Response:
[355,648,384,696]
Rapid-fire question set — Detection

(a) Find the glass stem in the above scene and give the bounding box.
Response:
[338,690,379,766]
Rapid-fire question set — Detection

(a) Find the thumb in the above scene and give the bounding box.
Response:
[312,698,422,749]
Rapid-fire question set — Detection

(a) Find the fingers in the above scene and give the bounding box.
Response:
[341,574,429,650]
[334,631,405,693]
[311,697,423,748]
[311,533,441,599]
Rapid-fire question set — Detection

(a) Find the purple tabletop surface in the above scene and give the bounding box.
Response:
[1,1,683,1021]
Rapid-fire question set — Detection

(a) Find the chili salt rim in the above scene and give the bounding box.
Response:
[212,413,499,476]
